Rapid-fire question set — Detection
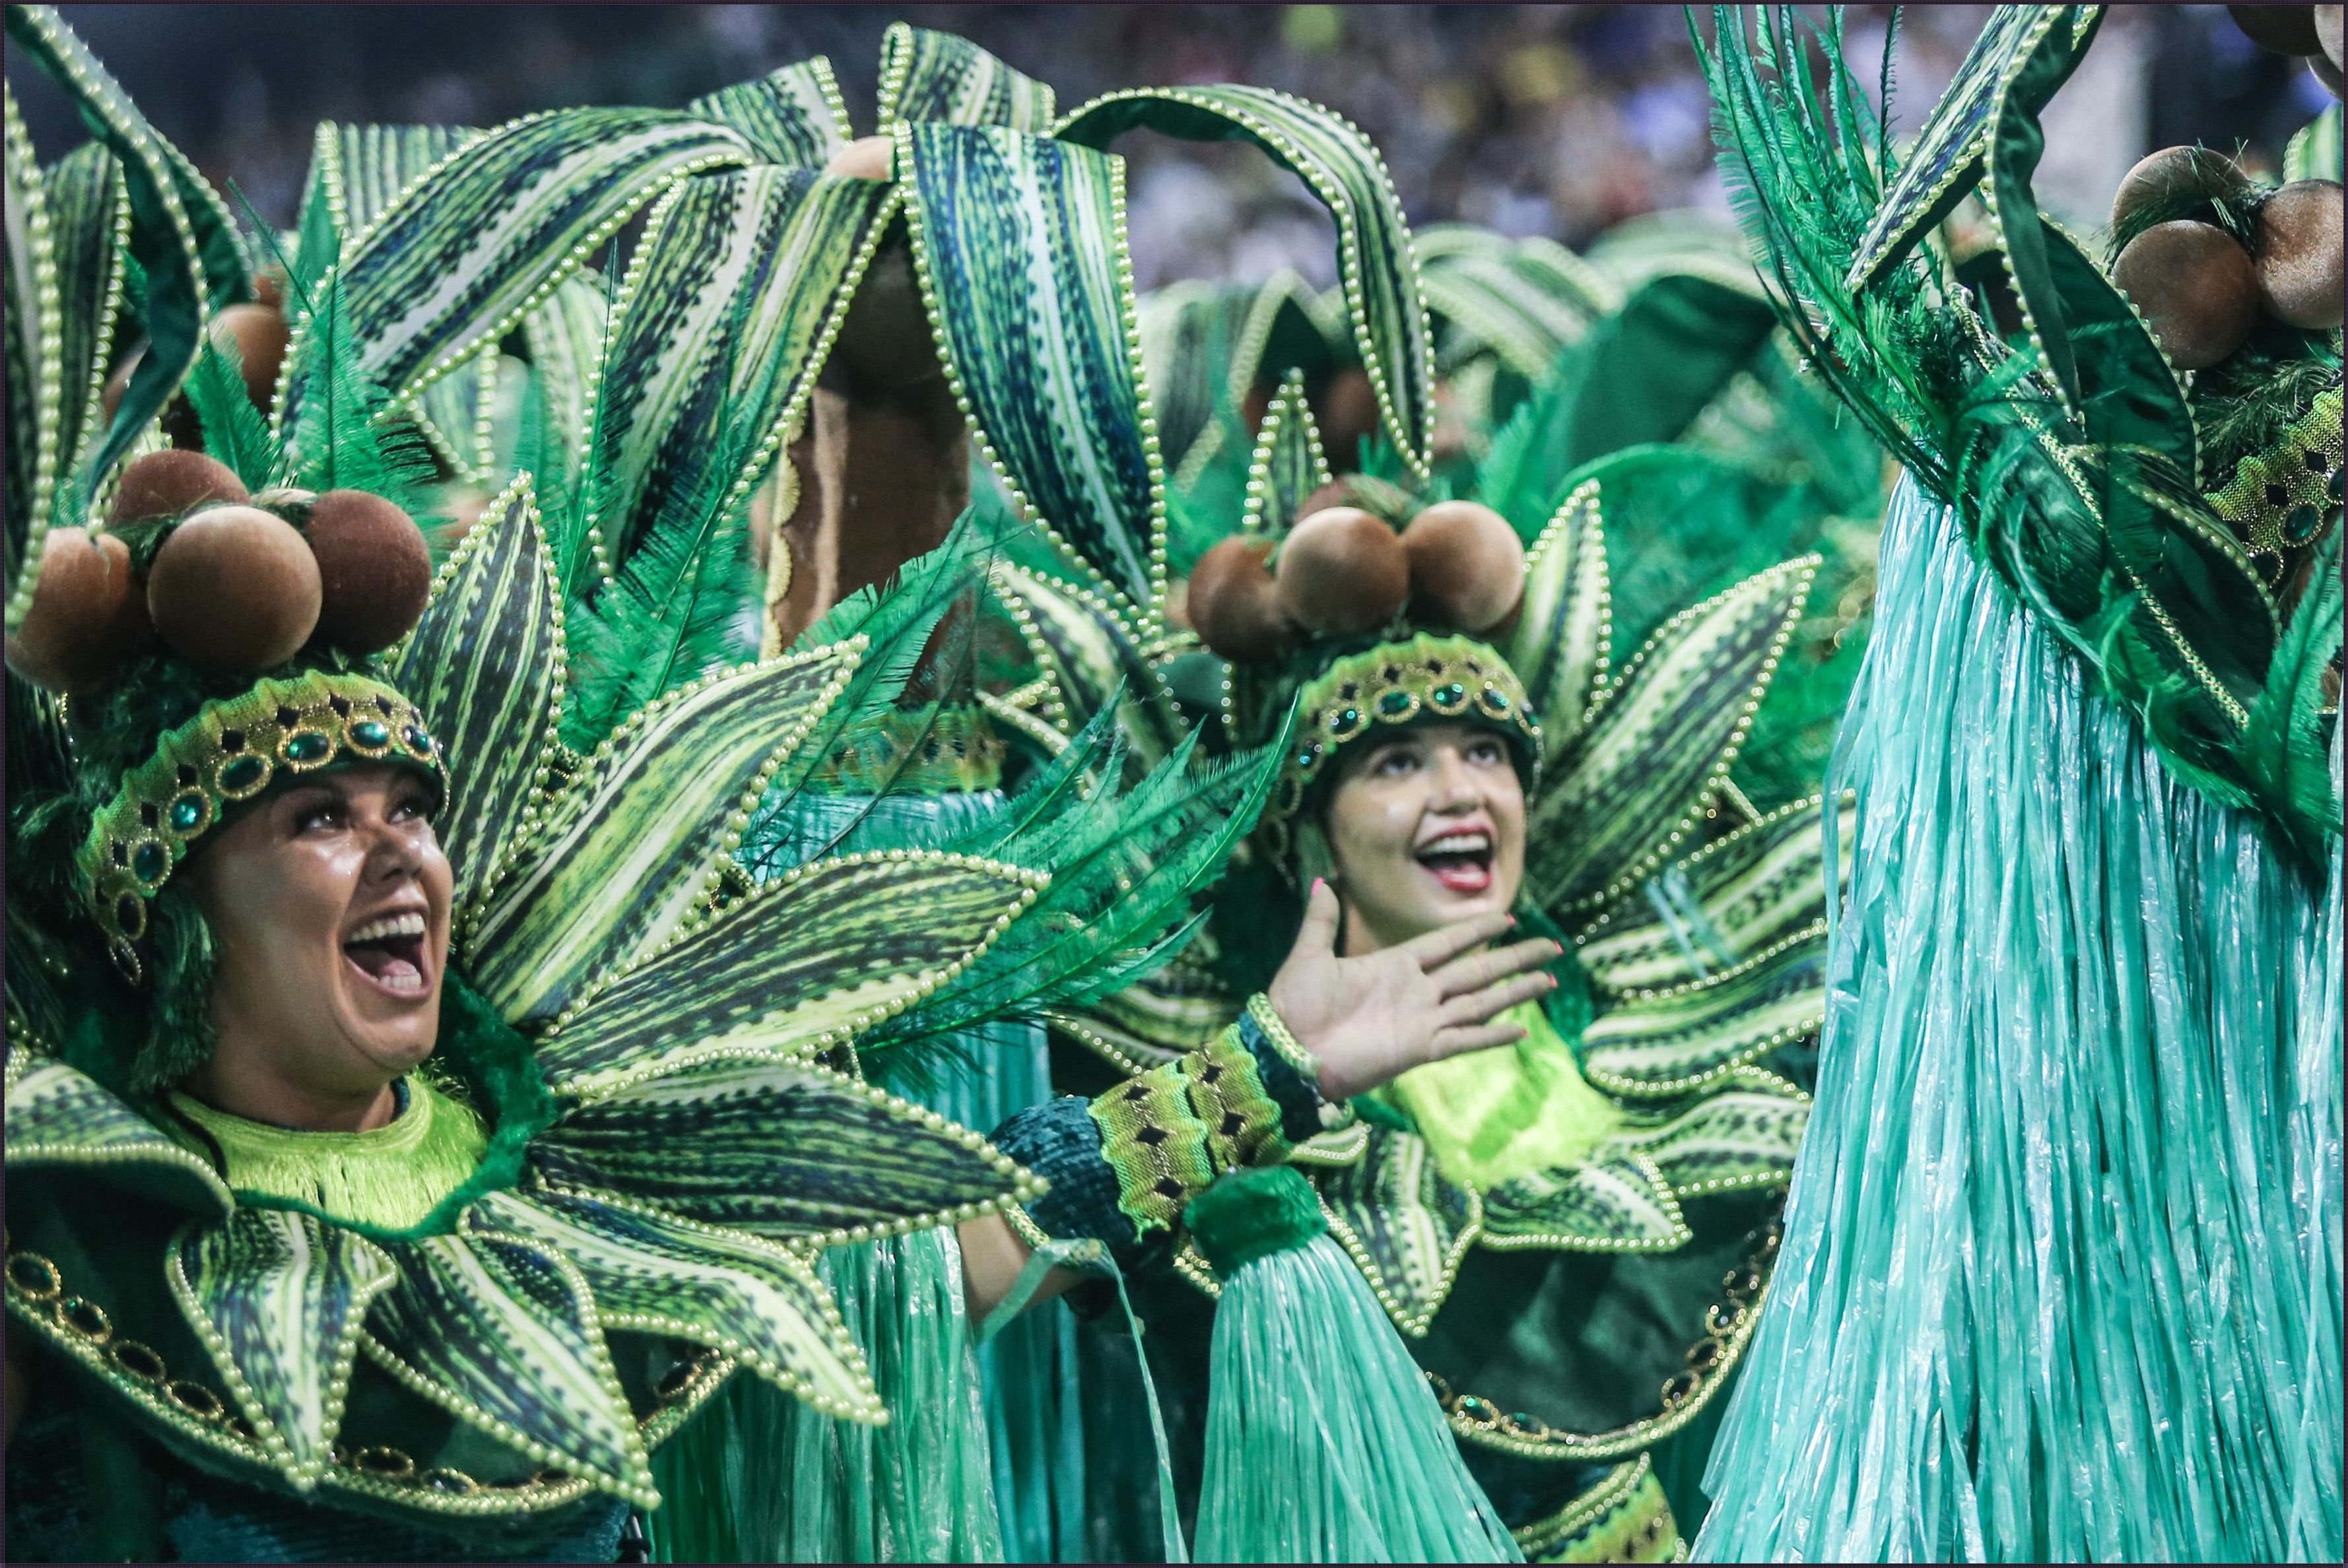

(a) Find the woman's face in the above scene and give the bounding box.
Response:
[1322,721,1526,956]
[185,764,452,1103]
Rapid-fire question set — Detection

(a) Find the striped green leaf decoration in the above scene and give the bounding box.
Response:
[1312,1126,1481,1337]
[687,59,851,166]
[586,166,893,566]
[1617,1091,1808,1196]
[301,122,478,254]
[1137,278,1247,477]
[475,1188,881,1420]
[1056,84,1434,476]
[1051,952,1242,1071]
[411,345,498,483]
[170,1208,396,1486]
[368,1229,652,1503]
[41,143,129,488]
[5,86,62,631]
[1529,554,1816,917]
[527,1060,1034,1242]
[4,1052,233,1218]
[1480,1154,1690,1252]
[534,850,1038,1097]
[1501,479,1610,751]
[989,561,1184,764]
[877,24,1057,131]
[1577,793,1852,995]
[316,108,753,410]
[1239,369,1333,538]
[1578,941,1830,1096]
[899,121,1162,605]
[465,645,860,1024]
[389,475,566,930]
[1419,233,1607,379]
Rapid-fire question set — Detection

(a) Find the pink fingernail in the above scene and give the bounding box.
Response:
[1312,878,1327,894]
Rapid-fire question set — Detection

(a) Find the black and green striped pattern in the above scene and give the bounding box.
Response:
[586,166,891,565]
[173,1208,396,1484]
[877,24,1057,131]
[1312,1125,1481,1336]
[466,645,860,1023]
[1241,370,1333,538]
[528,1060,1027,1241]
[1501,481,1611,755]
[1481,1154,1689,1252]
[1529,555,1815,917]
[900,121,1161,603]
[368,1229,652,1503]
[1057,84,1433,475]
[989,560,1186,764]
[1617,1090,1807,1195]
[687,59,850,166]
[390,478,566,931]
[4,1051,233,1217]
[475,1187,877,1416]
[302,122,477,254]
[40,143,127,490]
[1578,945,1830,1094]
[535,852,1035,1095]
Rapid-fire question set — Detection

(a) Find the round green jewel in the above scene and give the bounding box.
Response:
[1478,686,1512,715]
[114,893,147,940]
[351,719,391,749]
[1376,689,1415,717]
[1329,707,1363,737]
[402,725,434,756]
[218,755,268,795]
[285,731,333,765]
[1432,683,1467,709]
[1296,743,1322,771]
[168,793,209,835]
[131,841,168,885]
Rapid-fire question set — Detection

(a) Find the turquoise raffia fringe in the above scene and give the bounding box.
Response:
[1691,480,2343,1561]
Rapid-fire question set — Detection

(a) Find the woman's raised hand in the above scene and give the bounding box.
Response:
[1266,879,1561,1101]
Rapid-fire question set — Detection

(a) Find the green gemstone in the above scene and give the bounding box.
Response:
[1479,687,1510,713]
[1329,707,1361,735]
[403,726,434,754]
[1296,744,1321,770]
[220,756,267,793]
[286,732,333,764]
[1377,689,1414,716]
[132,841,167,884]
[351,719,391,748]
[1433,683,1466,708]
[169,795,206,833]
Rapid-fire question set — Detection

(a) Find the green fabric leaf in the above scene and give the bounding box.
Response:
[5,87,62,632]
[184,337,285,490]
[297,121,477,284]
[389,475,566,932]
[527,1059,1032,1241]
[3,1050,232,1217]
[1311,1126,1481,1337]
[475,1188,881,1419]
[314,106,753,410]
[1613,1090,1807,1197]
[1578,942,1830,1096]
[1240,368,1334,538]
[687,59,851,166]
[877,24,1057,131]
[988,560,1185,764]
[170,1208,396,1487]
[465,646,860,1024]
[1499,478,1610,752]
[1479,1153,1690,1252]
[898,121,1162,604]
[1419,239,1597,379]
[1056,84,1434,477]
[533,851,1038,1097]
[1529,554,1816,917]
[517,269,610,581]
[367,1229,654,1503]
[40,143,129,488]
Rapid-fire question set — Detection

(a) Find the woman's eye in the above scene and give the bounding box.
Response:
[292,802,345,833]
[1374,750,1419,777]
[1468,740,1505,766]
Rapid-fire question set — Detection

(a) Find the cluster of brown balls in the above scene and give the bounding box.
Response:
[1185,498,1527,664]
[5,451,433,695]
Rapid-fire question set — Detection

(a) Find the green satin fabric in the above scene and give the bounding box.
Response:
[1380,1002,1624,1192]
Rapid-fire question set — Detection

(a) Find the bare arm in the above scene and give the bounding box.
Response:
[957,1212,1081,1324]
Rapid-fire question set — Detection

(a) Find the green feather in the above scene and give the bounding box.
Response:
[184,338,285,492]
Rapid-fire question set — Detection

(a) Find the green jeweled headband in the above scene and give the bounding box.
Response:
[78,670,446,973]
[1267,632,1542,831]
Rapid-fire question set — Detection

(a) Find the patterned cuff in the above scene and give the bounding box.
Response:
[1241,995,1353,1142]
[991,1097,1162,1276]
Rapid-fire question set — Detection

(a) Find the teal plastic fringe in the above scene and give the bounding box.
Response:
[1691,480,2343,1562]
[648,1227,1004,1563]
[1192,1224,1521,1563]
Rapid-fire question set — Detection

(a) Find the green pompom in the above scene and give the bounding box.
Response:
[1185,1165,1328,1276]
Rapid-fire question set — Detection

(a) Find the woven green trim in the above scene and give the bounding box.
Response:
[2207,384,2344,558]
[1090,1061,1216,1235]
[1269,632,1542,828]
[77,671,446,971]
[1244,993,1320,1083]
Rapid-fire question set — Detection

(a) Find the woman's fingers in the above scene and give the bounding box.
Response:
[1397,909,1518,971]
[1428,936,1561,1000]
[1428,1020,1530,1059]
[1440,969,1557,1028]
[1291,878,1342,960]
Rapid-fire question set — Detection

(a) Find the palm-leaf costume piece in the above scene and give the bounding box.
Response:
[1681,8,2343,1563]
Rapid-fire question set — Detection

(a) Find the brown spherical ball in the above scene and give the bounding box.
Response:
[1275,507,1409,636]
[2255,180,2346,328]
[146,505,321,670]
[209,303,291,410]
[1401,501,1527,634]
[2320,4,2345,67]
[305,490,433,654]
[2229,4,2324,54]
[2109,146,2250,230]
[1187,537,1298,663]
[2316,51,2345,96]
[2112,220,2262,370]
[106,450,250,527]
[5,529,152,692]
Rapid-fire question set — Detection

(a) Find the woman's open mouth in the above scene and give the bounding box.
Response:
[1415,828,1495,894]
[343,910,431,998]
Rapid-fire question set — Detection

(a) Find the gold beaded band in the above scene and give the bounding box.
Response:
[1245,993,1322,1084]
[77,670,445,975]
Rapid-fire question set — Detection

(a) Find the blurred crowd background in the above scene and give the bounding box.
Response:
[12,5,2335,291]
